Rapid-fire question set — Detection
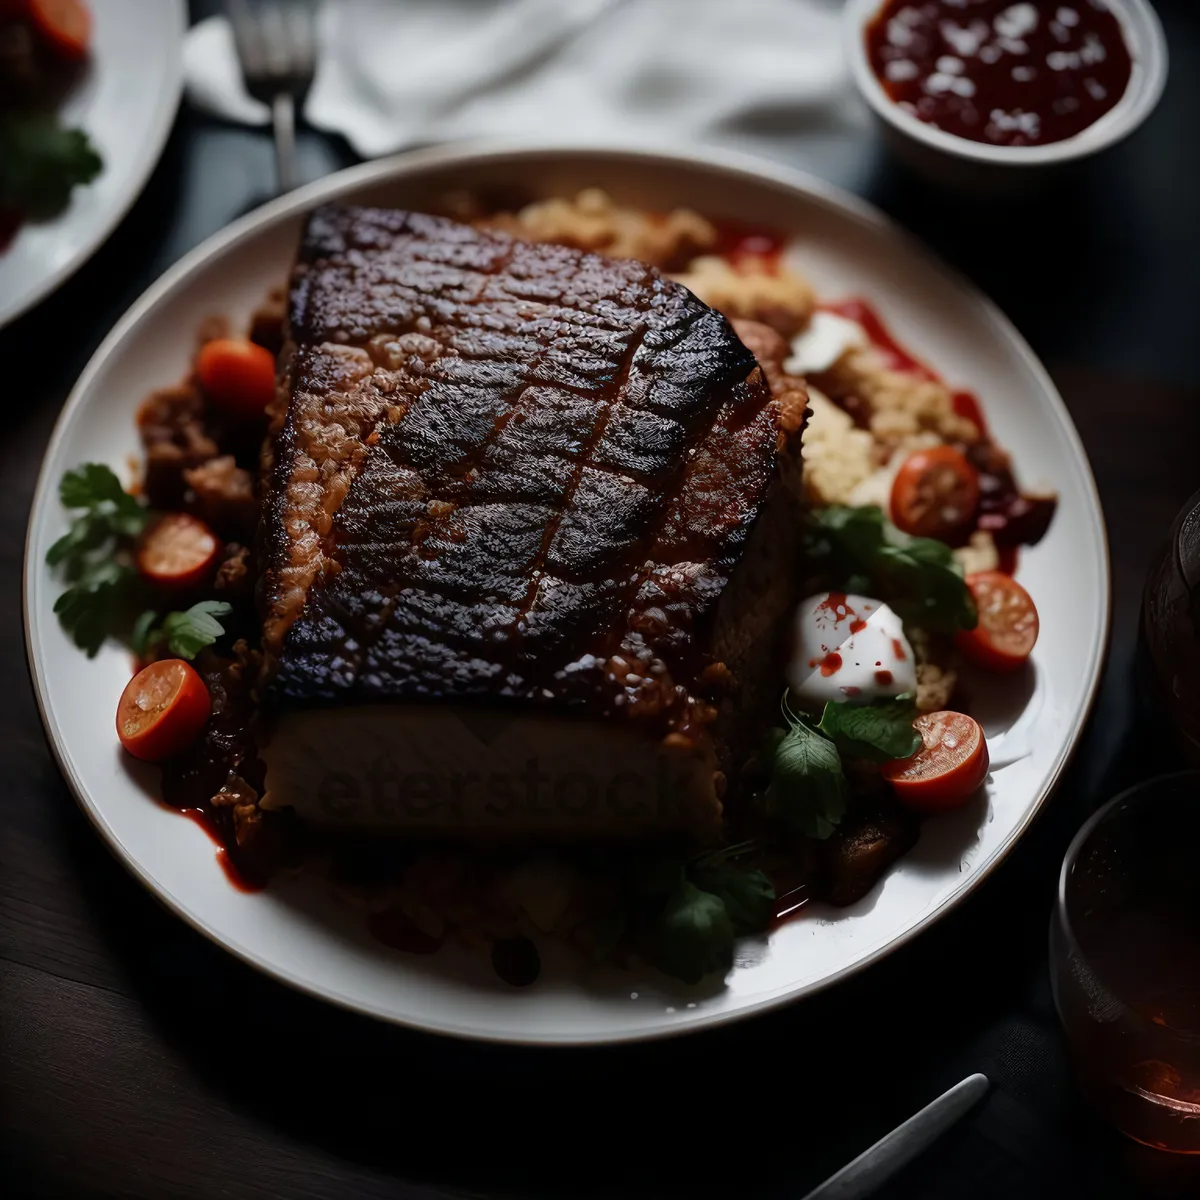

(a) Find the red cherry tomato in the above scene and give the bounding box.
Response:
[28,0,92,59]
[117,659,211,762]
[956,571,1039,672]
[136,513,220,590]
[890,446,980,540]
[195,338,277,418]
[882,710,989,813]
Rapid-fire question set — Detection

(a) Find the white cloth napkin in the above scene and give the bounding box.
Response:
[184,0,858,160]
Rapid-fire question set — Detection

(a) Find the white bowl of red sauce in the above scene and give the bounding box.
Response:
[845,0,1168,185]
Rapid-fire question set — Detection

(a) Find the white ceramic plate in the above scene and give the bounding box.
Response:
[24,144,1109,1044]
[0,0,186,329]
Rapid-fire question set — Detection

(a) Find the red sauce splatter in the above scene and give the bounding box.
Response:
[849,617,868,634]
[891,638,907,661]
[842,685,862,697]
[817,591,853,623]
[367,908,442,955]
[875,670,894,686]
[177,808,264,893]
[712,219,787,274]
[819,652,843,677]
[822,299,935,379]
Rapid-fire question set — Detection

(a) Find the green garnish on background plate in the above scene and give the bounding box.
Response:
[0,115,102,220]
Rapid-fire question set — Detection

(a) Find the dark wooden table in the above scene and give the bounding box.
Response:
[4,4,1200,1197]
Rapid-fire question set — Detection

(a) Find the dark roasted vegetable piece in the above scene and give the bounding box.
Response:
[813,801,920,907]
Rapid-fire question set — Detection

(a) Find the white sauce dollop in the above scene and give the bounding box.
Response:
[784,311,868,376]
[787,592,917,712]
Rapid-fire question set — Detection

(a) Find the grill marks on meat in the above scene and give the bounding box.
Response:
[261,207,783,738]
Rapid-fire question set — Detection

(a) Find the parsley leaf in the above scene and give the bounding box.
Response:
[762,708,848,840]
[689,863,774,935]
[53,561,130,658]
[0,116,103,219]
[47,464,151,657]
[816,697,922,763]
[55,463,152,540]
[652,879,735,985]
[806,505,977,633]
[158,602,233,660]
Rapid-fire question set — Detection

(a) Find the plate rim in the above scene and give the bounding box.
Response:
[0,0,188,330]
[22,138,1112,1045]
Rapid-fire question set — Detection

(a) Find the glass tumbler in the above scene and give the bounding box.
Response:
[1051,772,1200,1153]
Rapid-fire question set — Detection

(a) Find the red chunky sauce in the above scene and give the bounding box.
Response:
[865,1,1134,147]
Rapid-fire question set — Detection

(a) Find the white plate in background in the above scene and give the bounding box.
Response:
[23,143,1109,1043]
[0,0,186,328]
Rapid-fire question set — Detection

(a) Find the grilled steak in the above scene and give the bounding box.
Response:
[257,206,805,837]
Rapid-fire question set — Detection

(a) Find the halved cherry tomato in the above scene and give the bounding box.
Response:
[28,0,92,60]
[136,513,220,590]
[195,338,276,418]
[956,571,1039,672]
[883,710,989,813]
[117,659,211,762]
[890,446,980,540]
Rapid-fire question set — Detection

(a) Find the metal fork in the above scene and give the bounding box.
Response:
[224,0,318,194]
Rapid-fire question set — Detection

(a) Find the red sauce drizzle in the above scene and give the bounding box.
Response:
[822,299,936,378]
[712,219,787,274]
[892,638,908,661]
[177,808,264,893]
[952,390,988,435]
[819,651,843,677]
[849,617,868,634]
[865,0,1134,149]
[875,669,895,686]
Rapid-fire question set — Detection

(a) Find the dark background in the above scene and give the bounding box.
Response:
[4,2,1200,1197]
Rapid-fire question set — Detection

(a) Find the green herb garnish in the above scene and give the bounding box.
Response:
[653,878,736,985]
[161,601,232,660]
[623,842,775,983]
[806,505,977,633]
[133,601,233,662]
[761,701,848,840]
[690,862,775,936]
[816,697,921,763]
[0,116,103,220]
[48,464,151,657]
